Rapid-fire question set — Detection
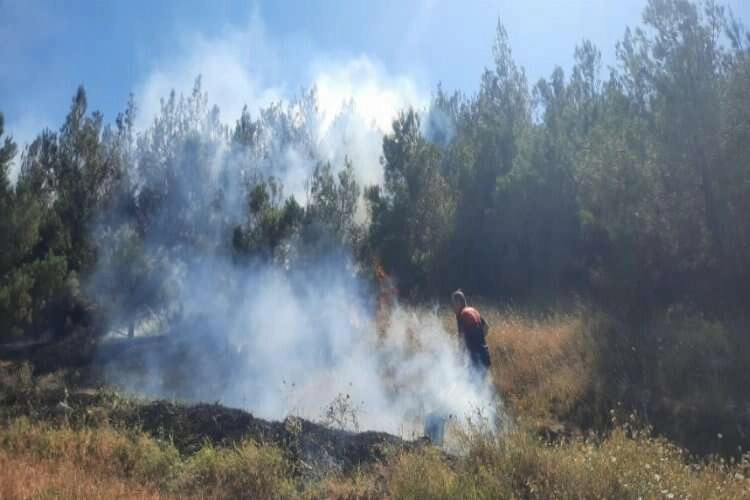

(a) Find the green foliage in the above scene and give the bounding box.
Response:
[572,0,750,313]
[1,0,749,341]
[232,178,303,263]
[93,225,171,337]
[366,110,456,294]
[0,115,76,340]
[231,158,361,266]
[0,114,16,198]
[364,1,750,311]
[0,255,69,339]
[19,87,123,274]
[305,159,359,242]
[1,87,129,340]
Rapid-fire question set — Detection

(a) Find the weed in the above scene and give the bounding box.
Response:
[321,392,362,432]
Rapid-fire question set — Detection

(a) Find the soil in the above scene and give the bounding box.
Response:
[0,364,424,477]
[116,399,414,474]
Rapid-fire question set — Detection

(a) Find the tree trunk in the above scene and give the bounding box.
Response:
[694,137,725,262]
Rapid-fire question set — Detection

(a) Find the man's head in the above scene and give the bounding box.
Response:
[451,289,467,314]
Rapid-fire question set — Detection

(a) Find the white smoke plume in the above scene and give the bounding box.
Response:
[133,13,428,199]
[90,15,494,437]
[103,257,496,435]
[91,89,496,435]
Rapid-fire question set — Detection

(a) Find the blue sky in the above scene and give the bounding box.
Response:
[2,0,748,148]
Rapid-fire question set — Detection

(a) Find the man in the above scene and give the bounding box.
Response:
[424,291,491,445]
[452,289,491,375]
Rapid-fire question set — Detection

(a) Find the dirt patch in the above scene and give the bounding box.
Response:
[0,368,422,477]
[116,399,412,473]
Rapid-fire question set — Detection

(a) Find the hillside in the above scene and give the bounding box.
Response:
[2,303,750,498]
[2,0,750,497]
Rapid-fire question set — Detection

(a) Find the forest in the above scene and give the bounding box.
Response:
[1,0,750,497]
[3,0,747,338]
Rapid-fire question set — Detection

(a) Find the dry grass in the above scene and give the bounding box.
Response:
[0,451,167,499]
[0,418,295,499]
[0,418,181,483]
[447,421,750,499]
[485,309,595,423]
[315,424,750,499]
[3,305,750,498]
[378,445,459,499]
[0,403,749,498]
[438,302,596,424]
[179,441,295,498]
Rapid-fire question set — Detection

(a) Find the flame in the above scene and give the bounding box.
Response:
[373,259,397,332]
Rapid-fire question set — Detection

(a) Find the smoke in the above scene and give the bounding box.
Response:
[90,89,498,435]
[132,13,428,200]
[89,16,496,436]
[422,105,456,146]
[102,256,496,434]
[133,13,284,133]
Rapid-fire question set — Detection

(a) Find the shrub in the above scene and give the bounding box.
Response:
[181,440,296,498]
[380,446,458,499]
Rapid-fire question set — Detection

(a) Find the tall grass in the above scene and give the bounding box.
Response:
[0,418,294,498]
[2,304,750,497]
[0,451,167,499]
[485,310,595,423]
[1,417,747,499]
[473,302,750,455]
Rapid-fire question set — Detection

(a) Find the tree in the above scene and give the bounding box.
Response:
[366,110,455,295]
[232,178,304,265]
[302,158,360,248]
[92,225,170,338]
[441,22,535,297]
[0,113,71,340]
[576,0,750,313]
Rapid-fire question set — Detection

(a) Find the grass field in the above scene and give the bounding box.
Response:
[2,304,750,498]
[0,414,747,498]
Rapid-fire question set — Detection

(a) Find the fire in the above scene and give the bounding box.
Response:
[373,260,397,332]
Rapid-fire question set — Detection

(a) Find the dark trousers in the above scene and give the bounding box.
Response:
[465,326,491,377]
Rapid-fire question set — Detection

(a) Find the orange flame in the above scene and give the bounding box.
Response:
[373,260,397,332]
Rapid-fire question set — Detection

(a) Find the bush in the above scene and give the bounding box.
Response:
[380,446,459,499]
[181,441,296,498]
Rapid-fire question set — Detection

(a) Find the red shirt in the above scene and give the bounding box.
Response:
[457,306,482,332]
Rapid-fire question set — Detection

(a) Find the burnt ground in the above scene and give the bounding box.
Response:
[4,330,750,461]
[0,382,424,476]
[122,400,416,474]
[0,334,426,477]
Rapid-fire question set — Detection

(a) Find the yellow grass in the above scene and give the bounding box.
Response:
[440,302,596,424]
[2,306,750,498]
[486,310,595,423]
[0,451,167,500]
[1,398,749,498]
[0,418,294,499]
